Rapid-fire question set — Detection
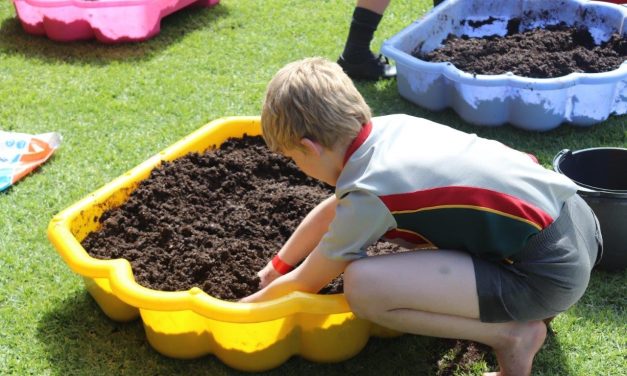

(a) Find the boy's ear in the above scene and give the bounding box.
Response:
[300,138,323,157]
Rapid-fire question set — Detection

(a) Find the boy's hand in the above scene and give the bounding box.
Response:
[239,289,264,303]
[258,261,282,289]
[240,248,349,304]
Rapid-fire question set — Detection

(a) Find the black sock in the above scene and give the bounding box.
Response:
[341,7,383,63]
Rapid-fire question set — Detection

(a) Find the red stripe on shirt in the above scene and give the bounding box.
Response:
[343,121,372,166]
[379,186,553,229]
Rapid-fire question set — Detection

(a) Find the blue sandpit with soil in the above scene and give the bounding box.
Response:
[416,23,625,78]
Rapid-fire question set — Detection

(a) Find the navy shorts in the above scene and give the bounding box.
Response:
[473,194,603,323]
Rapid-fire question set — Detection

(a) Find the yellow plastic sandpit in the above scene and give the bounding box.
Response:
[48,116,400,371]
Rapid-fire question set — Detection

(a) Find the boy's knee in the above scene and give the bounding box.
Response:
[343,260,374,318]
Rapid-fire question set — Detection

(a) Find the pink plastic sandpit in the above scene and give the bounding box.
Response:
[12,0,220,43]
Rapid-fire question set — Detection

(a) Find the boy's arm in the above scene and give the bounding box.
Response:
[258,195,338,288]
[241,246,349,303]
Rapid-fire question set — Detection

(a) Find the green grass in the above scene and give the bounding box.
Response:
[0,0,625,375]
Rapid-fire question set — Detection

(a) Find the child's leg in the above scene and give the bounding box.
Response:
[338,0,396,80]
[344,250,546,376]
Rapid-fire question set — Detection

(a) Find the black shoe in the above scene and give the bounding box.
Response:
[337,54,397,80]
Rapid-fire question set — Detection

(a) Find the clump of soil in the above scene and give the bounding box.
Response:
[435,340,494,376]
[82,135,492,372]
[415,23,626,78]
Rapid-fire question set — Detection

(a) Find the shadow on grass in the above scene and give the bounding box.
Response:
[39,286,605,375]
[0,3,229,65]
[36,291,238,375]
[531,330,573,376]
[36,291,503,375]
[532,270,626,375]
[264,335,448,376]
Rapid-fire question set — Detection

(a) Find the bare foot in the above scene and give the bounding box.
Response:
[484,320,547,376]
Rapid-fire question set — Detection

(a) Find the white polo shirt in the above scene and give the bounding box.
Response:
[318,114,578,261]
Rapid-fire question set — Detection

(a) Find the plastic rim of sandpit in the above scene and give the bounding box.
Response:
[381,0,627,131]
[47,116,398,371]
[12,0,220,43]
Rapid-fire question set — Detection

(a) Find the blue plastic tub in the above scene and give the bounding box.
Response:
[381,0,627,130]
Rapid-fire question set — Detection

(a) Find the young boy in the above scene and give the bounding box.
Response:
[241,57,602,376]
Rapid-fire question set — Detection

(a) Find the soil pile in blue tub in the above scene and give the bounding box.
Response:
[415,23,626,78]
[81,135,492,373]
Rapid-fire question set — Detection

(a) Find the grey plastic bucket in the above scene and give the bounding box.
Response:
[553,147,627,271]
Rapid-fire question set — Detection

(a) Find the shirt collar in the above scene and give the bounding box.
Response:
[342,121,372,166]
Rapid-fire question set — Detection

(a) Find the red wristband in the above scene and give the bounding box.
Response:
[271,254,294,275]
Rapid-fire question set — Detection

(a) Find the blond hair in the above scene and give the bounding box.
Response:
[261,57,371,153]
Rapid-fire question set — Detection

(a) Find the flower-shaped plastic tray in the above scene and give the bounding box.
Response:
[47,117,399,371]
[381,0,627,131]
[12,0,219,43]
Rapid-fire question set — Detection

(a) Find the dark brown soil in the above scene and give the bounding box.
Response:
[435,340,494,376]
[81,135,491,371]
[415,22,626,78]
[82,135,399,300]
